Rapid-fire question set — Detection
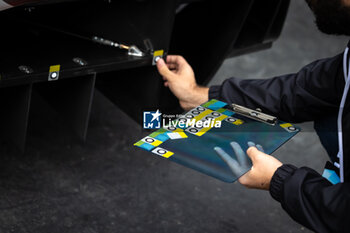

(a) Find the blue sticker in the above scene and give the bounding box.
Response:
[139,143,155,151]
[207,101,227,111]
[222,110,235,116]
[155,134,169,142]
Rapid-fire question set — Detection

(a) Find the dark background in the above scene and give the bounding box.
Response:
[0,1,348,232]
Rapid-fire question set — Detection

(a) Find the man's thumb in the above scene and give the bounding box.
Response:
[156,58,174,80]
[246,146,260,163]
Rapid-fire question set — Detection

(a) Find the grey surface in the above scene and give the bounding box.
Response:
[0,1,349,233]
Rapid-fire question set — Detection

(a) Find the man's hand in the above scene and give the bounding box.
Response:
[156,55,209,110]
[215,141,283,190]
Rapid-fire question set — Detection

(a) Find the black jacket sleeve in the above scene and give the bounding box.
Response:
[209,54,345,123]
[209,53,349,233]
[270,165,350,233]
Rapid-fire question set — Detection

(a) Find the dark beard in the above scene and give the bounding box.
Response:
[306,0,350,35]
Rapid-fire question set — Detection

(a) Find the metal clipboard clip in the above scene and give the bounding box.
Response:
[231,103,277,126]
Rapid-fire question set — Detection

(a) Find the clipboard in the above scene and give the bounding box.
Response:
[134,99,300,182]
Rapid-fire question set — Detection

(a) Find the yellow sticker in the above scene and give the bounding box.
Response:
[153,50,164,57]
[49,65,60,72]
[151,147,174,158]
[233,119,244,125]
[215,114,227,122]
[280,123,298,133]
[153,50,164,65]
[48,65,60,81]
[174,128,184,133]
[151,140,162,147]
[162,151,174,158]
[193,109,213,121]
[280,123,292,128]
[196,127,212,137]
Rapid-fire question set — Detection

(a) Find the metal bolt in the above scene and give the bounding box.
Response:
[154,56,161,63]
[288,126,296,131]
[51,72,58,79]
[250,112,259,117]
[18,65,33,74]
[72,57,88,66]
[25,7,35,12]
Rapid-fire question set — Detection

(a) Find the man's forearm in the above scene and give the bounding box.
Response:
[192,86,209,106]
[207,54,342,123]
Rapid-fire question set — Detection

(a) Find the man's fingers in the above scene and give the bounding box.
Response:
[166,55,185,64]
[166,55,188,69]
[214,146,242,177]
[156,58,175,81]
[167,63,177,70]
[230,141,248,167]
[256,144,264,153]
[247,141,255,148]
[247,141,264,153]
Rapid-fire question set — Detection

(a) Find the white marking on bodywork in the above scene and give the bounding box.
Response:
[0,0,12,11]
